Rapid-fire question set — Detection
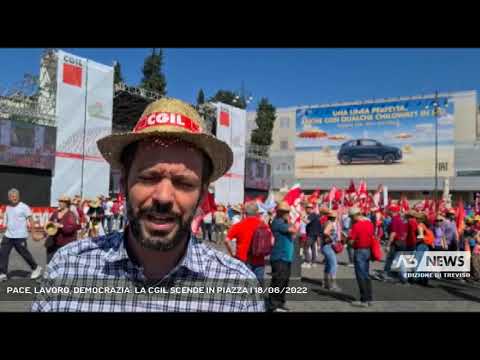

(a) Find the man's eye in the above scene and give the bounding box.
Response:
[139,176,154,182]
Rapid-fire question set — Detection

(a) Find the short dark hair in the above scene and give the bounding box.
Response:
[120,140,213,186]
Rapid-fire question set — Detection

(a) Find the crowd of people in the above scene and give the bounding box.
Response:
[192,190,480,310]
[0,189,126,282]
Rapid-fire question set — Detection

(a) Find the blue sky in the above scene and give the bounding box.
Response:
[1,48,480,110]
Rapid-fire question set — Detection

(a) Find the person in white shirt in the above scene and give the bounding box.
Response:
[202,211,213,242]
[0,188,42,281]
[103,196,114,234]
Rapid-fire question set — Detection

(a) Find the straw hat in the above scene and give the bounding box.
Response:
[319,207,330,215]
[349,207,361,217]
[435,215,445,222]
[45,222,58,236]
[305,203,314,209]
[328,210,337,218]
[58,195,71,204]
[96,98,233,183]
[89,198,101,208]
[277,201,291,213]
[406,209,419,218]
[474,215,480,222]
[231,204,243,213]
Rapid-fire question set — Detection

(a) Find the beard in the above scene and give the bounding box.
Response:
[126,199,197,252]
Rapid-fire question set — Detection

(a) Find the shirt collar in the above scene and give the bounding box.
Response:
[104,231,206,276]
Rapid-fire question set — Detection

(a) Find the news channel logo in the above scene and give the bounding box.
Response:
[391,251,471,279]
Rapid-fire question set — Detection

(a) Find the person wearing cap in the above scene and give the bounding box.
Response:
[321,210,342,291]
[348,207,375,307]
[224,202,269,285]
[32,97,264,312]
[0,188,42,282]
[45,195,79,263]
[268,201,297,312]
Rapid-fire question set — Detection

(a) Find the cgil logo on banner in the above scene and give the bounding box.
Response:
[63,55,83,88]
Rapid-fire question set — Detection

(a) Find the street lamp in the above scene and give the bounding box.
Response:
[428,91,441,205]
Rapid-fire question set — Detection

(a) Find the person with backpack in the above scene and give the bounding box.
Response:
[224,202,271,285]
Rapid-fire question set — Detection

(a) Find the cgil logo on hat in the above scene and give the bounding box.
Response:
[133,112,202,133]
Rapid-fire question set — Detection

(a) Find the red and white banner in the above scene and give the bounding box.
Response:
[0,205,56,231]
[51,50,113,206]
[212,103,246,205]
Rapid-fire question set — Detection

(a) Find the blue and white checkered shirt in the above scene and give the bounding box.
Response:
[31,232,265,312]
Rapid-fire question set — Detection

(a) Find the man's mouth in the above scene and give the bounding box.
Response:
[144,214,177,232]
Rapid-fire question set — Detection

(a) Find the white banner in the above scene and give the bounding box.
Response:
[82,59,113,201]
[51,50,113,206]
[212,103,246,206]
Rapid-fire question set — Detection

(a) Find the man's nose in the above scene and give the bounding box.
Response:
[151,179,175,205]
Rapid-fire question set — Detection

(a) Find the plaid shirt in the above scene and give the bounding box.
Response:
[31,232,265,312]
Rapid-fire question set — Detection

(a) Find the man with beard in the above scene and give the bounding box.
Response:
[31,98,264,312]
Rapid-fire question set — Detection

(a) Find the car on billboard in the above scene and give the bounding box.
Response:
[337,139,402,165]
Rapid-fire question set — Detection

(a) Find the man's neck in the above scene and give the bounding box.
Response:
[126,227,189,281]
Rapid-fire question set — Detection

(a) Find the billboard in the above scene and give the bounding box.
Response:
[0,118,56,170]
[295,97,455,179]
[50,50,113,206]
[213,103,246,205]
[245,158,271,190]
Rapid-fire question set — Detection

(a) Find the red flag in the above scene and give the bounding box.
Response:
[335,188,344,202]
[308,189,320,204]
[346,180,356,194]
[328,185,338,202]
[400,194,409,212]
[200,191,216,216]
[357,180,367,198]
[283,184,302,206]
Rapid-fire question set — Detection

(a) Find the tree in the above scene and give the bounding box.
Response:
[140,48,167,96]
[197,89,205,105]
[250,97,276,153]
[209,89,246,109]
[113,61,124,85]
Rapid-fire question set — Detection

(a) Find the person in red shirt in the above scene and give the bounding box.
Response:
[405,210,419,251]
[348,207,374,307]
[224,202,269,285]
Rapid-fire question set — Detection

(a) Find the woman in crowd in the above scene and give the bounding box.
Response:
[321,210,341,291]
[86,198,105,237]
[45,195,79,263]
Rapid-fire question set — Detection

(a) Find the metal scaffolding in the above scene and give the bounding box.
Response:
[0,49,57,127]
